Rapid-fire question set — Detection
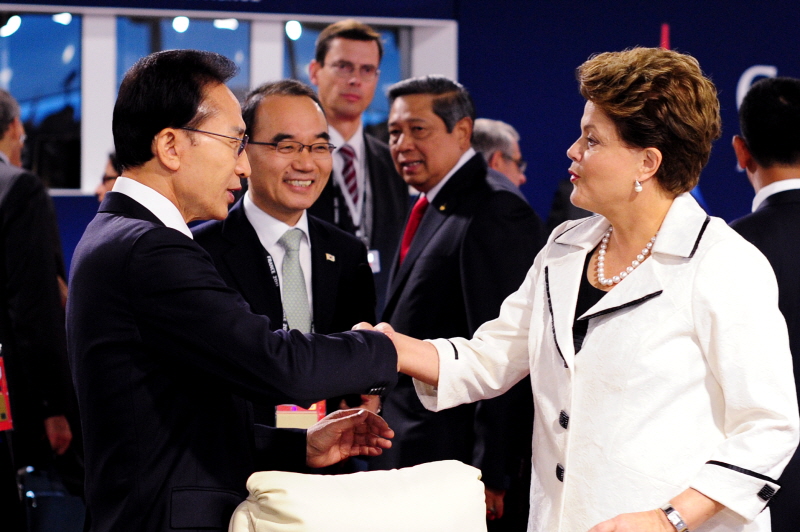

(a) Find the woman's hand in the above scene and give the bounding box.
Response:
[587,509,672,532]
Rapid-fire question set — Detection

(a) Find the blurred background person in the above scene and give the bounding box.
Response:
[375,48,799,532]
[308,19,407,316]
[730,76,800,532]
[95,152,120,203]
[473,118,527,187]
[0,88,79,530]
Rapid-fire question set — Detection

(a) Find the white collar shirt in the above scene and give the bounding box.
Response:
[0,151,9,165]
[111,176,193,239]
[424,148,476,203]
[330,123,368,228]
[751,178,800,212]
[243,190,313,310]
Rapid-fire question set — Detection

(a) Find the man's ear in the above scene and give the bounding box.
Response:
[154,129,181,171]
[488,150,505,171]
[308,60,321,86]
[732,135,756,172]
[453,116,473,151]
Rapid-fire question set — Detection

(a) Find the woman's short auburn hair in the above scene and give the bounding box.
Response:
[577,47,721,195]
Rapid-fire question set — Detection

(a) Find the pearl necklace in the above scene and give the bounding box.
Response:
[596,226,657,287]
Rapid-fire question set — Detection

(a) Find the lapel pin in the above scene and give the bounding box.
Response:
[325,253,336,262]
[439,203,446,211]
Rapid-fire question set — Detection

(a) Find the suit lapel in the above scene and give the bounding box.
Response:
[308,217,339,333]
[219,201,283,325]
[384,155,484,312]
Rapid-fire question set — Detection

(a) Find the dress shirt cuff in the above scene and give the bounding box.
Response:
[690,461,781,521]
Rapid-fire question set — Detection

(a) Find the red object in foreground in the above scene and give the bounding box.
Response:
[0,355,13,431]
[661,23,671,50]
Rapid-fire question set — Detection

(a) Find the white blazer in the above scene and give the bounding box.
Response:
[416,193,799,532]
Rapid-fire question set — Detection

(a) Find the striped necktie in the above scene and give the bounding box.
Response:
[339,144,359,205]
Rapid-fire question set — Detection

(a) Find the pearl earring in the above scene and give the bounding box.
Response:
[634,180,643,193]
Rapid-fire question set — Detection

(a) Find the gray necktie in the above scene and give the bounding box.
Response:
[278,228,311,333]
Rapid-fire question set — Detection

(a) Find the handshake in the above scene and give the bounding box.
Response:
[305,322,439,469]
[352,322,440,383]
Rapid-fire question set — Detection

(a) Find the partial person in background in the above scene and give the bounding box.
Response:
[730,76,800,532]
[0,88,77,530]
[473,118,528,187]
[194,79,380,430]
[308,19,407,316]
[546,177,594,232]
[95,152,120,203]
[370,75,545,530]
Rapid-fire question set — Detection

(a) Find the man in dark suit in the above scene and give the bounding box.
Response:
[194,79,379,423]
[730,76,800,532]
[308,19,408,316]
[369,75,545,527]
[66,50,397,532]
[0,88,76,529]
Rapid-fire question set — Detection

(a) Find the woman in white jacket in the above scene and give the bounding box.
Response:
[365,48,800,532]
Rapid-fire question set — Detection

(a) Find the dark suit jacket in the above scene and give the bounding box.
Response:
[371,154,545,489]
[0,161,73,526]
[0,161,71,461]
[193,198,377,421]
[731,188,800,531]
[307,132,406,316]
[66,191,397,532]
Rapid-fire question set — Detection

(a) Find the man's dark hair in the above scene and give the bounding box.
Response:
[0,89,20,138]
[314,19,383,64]
[387,75,476,134]
[112,49,238,171]
[740,76,800,168]
[242,79,324,138]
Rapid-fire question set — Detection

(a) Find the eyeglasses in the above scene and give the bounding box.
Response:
[326,60,380,80]
[179,127,249,156]
[101,175,118,185]
[502,153,527,173]
[248,140,336,159]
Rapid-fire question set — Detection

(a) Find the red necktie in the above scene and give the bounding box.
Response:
[399,196,429,265]
[339,144,359,204]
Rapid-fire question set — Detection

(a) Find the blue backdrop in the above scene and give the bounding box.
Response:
[46,0,800,273]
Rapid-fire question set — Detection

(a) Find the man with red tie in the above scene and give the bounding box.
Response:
[370,75,545,529]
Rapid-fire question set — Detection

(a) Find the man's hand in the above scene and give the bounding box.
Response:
[587,509,672,532]
[485,487,506,520]
[306,409,394,468]
[44,415,72,455]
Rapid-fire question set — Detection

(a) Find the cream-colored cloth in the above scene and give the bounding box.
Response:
[228,460,487,532]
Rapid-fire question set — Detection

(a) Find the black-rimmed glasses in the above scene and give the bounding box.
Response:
[179,127,249,156]
[248,140,336,159]
[326,60,380,80]
[502,153,527,173]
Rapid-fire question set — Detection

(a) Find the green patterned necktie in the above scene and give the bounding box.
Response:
[278,228,311,333]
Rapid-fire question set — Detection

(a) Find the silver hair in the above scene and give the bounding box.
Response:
[0,89,20,137]
[472,118,520,163]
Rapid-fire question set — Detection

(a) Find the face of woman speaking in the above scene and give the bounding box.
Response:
[566,101,647,216]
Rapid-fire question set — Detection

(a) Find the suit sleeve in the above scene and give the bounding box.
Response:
[1,172,70,422]
[459,191,544,489]
[126,227,397,407]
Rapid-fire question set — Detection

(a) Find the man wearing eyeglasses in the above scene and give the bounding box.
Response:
[67,50,397,532]
[308,19,407,317]
[472,118,529,188]
[194,80,381,431]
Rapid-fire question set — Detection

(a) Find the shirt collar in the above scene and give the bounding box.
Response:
[330,123,365,161]
[243,190,310,248]
[752,178,800,212]
[111,176,193,239]
[0,151,9,165]
[425,148,476,202]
